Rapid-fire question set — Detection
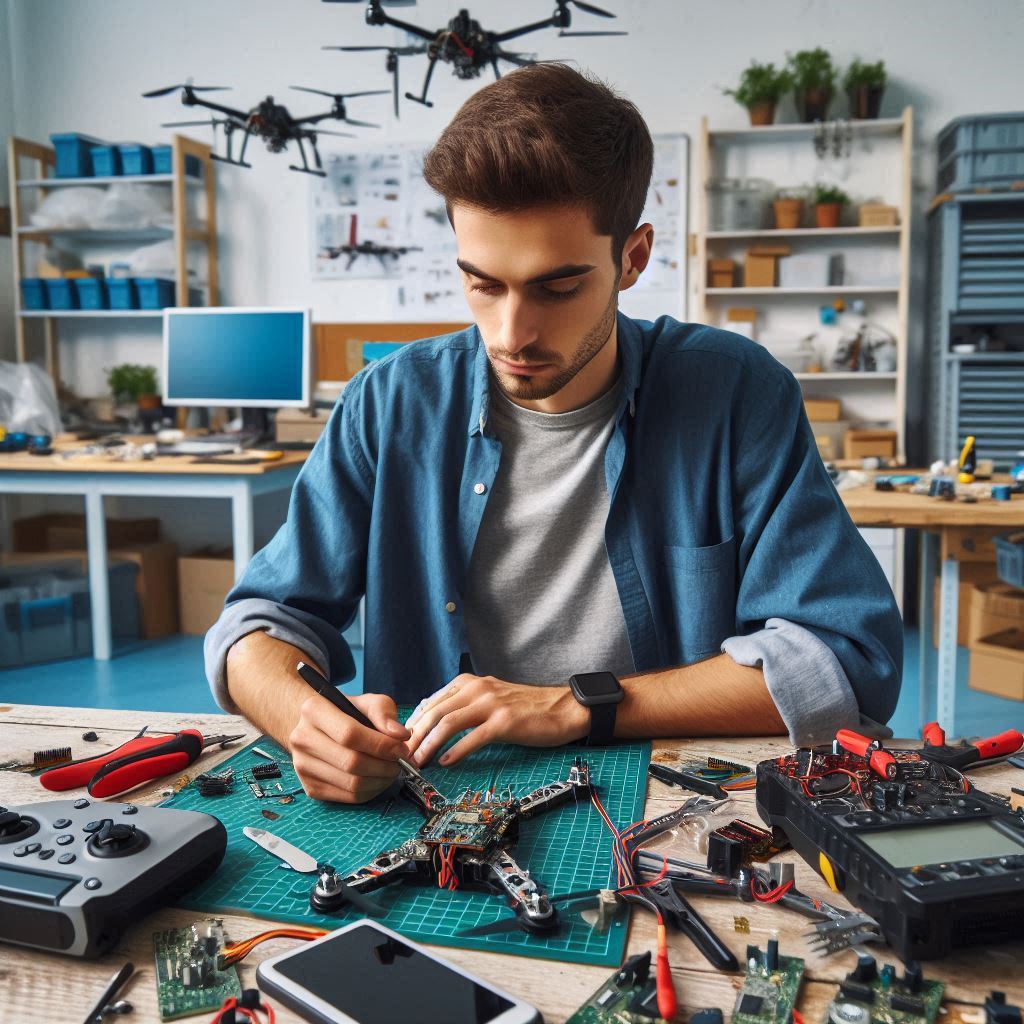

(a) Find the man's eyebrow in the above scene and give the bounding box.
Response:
[456,259,597,285]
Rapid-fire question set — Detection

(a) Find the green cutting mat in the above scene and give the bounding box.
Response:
[161,723,650,967]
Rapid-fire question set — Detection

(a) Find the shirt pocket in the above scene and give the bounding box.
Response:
[661,535,737,660]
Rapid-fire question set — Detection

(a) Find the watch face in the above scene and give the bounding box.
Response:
[574,672,622,700]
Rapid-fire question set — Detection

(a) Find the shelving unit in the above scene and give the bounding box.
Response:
[7,134,219,382]
[696,107,913,456]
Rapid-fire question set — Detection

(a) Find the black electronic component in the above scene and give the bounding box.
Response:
[707,819,783,877]
[986,992,1023,1024]
[890,994,926,1015]
[615,951,651,988]
[756,741,1024,961]
[738,994,764,1014]
[250,762,282,780]
[196,770,235,797]
[839,981,875,1003]
[691,1012,725,1024]
[851,954,878,983]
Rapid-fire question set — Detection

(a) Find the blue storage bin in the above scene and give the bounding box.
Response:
[151,145,201,177]
[43,279,79,311]
[89,145,122,177]
[107,278,139,310]
[49,133,104,178]
[73,277,109,310]
[937,112,1024,192]
[20,278,48,310]
[134,277,176,309]
[996,532,1024,589]
[118,143,154,175]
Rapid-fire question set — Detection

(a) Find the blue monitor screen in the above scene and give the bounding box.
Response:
[164,309,308,406]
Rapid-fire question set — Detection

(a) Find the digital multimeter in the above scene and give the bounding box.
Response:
[756,744,1024,962]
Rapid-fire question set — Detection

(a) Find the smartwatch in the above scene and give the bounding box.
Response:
[569,672,624,746]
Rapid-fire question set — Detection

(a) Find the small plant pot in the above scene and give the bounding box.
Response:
[848,84,884,119]
[137,393,162,411]
[748,101,776,126]
[795,86,833,122]
[815,202,843,228]
[773,198,804,230]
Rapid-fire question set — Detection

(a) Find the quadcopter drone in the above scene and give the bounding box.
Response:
[320,214,422,270]
[142,83,388,176]
[311,757,592,933]
[323,0,625,115]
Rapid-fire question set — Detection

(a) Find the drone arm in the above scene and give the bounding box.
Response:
[518,759,591,819]
[295,110,336,126]
[338,842,422,894]
[492,18,559,44]
[183,95,249,121]
[471,847,555,931]
[370,10,438,43]
[402,773,448,816]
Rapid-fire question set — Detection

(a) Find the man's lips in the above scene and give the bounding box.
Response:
[493,356,552,375]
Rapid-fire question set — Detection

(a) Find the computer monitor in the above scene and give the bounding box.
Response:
[162,307,311,408]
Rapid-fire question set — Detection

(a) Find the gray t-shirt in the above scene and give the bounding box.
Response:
[463,376,635,685]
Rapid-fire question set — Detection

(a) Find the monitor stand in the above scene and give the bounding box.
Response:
[241,408,272,445]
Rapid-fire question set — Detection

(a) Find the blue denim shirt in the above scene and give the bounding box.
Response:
[205,314,902,738]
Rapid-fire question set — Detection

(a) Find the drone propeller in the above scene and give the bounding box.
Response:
[493,49,536,68]
[558,30,629,36]
[161,118,231,128]
[562,0,617,17]
[309,129,359,138]
[289,86,390,100]
[321,0,416,5]
[143,83,232,98]
[457,889,610,938]
[324,44,427,55]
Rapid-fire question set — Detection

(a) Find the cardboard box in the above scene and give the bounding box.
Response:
[933,564,1002,647]
[13,513,160,553]
[809,419,850,462]
[805,397,842,421]
[1,543,180,639]
[178,548,235,636]
[843,429,898,460]
[778,253,843,288]
[858,203,899,227]
[967,581,1024,647]
[969,628,1024,701]
[275,407,330,444]
[708,259,736,288]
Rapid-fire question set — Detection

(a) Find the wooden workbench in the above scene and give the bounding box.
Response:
[2,704,1022,1023]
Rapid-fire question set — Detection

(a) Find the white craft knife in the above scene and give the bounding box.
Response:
[243,826,318,873]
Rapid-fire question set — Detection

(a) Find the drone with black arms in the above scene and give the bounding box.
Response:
[311,757,593,934]
[320,213,423,270]
[142,82,388,176]
[323,0,626,115]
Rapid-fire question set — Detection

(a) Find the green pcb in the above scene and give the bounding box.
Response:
[733,945,805,1024]
[153,920,241,1021]
[161,722,650,967]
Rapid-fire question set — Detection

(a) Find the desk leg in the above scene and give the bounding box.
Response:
[918,531,937,725]
[231,485,255,583]
[85,490,112,661]
[936,554,961,733]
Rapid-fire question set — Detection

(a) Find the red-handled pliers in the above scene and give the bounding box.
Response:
[920,721,1023,770]
[38,727,244,798]
[835,729,899,780]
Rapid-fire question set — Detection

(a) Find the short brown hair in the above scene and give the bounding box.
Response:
[422,63,653,263]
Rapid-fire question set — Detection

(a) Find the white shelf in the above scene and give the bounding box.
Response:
[794,372,898,381]
[18,173,203,188]
[706,286,900,296]
[710,117,904,142]
[19,310,166,318]
[14,226,195,243]
[707,227,901,240]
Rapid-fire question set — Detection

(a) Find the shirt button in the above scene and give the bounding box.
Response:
[445,602,457,613]
[473,482,486,495]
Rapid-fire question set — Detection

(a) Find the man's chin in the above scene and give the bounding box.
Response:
[494,368,562,401]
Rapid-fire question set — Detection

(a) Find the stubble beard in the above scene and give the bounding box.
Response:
[489,286,619,402]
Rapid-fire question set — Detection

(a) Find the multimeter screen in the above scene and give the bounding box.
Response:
[859,820,1024,868]
[274,925,515,1023]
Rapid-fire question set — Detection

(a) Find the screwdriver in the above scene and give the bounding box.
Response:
[40,728,244,798]
[295,661,434,788]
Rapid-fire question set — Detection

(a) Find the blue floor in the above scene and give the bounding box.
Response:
[1,628,1022,739]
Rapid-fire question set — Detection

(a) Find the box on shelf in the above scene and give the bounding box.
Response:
[107,278,139,310]
[995,532,1024,589]
[968,581,1024,646]
[937,113,1024,193]
[809,419,850,462]
[118,143,154,176]
[89,145,122,177]
[707,259,736,288]
[778,253,843,288]
[725,307,757,341]
[744,246,790,288]
[843,429,897,460]
[178,548,235,636]
[969,628,1024,701]
[73,277,108,310]
[276,407,330,444]
[0,558,140,668]
[13,512,160,553]
[134,277,176,310]
[804,397,842,421]
[151,146,202,177]
[49,132,104,178]
[43,278,79,311]
[20,278,47,310]
[858,204,899,227]
[934,565,1003,648]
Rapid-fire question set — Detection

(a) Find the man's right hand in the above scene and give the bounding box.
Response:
[288,691,411,804]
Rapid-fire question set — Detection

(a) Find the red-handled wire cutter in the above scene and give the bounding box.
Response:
[919,721,1023,770]
[38,727,244,798]
[835,729,900,780]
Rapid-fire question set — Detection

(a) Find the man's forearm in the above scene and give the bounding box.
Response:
[614,654,786,739]
[225,630,319,749]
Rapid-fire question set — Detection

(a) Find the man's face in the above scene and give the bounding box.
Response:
[452,204,623,411]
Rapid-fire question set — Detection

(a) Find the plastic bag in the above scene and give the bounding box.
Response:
[29,186,106,229]
[127,238,180,277]
[0,361,63,436]
[95,184,172,229]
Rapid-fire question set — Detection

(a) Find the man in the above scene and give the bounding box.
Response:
[206,64,902,805]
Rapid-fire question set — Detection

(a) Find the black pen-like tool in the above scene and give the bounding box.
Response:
[295,660,434,787]
[83,961,134,1024]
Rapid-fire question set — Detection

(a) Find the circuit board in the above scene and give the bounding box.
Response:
[153,920,241,1021]
[160,721,650,967]
[732,944,805,1024]
[566,952,667,1023]
[825,957,944,1024]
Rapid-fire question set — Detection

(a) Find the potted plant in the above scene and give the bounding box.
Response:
[844,58,887,119]
[773,188,806,230]
[812,184,850,228]
[724,61,793,126]
[107,363,160,410]
[787,48,837,122]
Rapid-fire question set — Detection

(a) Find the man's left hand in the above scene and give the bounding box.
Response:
[406,674,590,767]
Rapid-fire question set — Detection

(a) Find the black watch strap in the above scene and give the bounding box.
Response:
[587,701,618,746]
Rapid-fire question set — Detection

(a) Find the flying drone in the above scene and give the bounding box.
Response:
[142,83,388,176]
[323,0,626,115]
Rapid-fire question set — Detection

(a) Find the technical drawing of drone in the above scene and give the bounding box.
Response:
[142,82,388,176]
[323,0,626,115]
[311,757,593,934]
[320,213,423,270]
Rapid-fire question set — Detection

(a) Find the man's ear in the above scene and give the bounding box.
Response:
[618,223,655,291]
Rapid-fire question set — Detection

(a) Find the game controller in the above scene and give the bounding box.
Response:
[0,797,227,957]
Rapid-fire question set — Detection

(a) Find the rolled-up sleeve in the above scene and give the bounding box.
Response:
[203,373,375,711]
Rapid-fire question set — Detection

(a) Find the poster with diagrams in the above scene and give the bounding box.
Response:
[311,134,687,321]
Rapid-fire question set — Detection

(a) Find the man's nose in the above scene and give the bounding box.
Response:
[496,293,539,355]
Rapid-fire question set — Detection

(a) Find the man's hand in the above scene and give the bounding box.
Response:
[406,674,590,767]
[289,691,411,804]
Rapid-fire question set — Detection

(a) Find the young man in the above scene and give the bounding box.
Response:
[206,64,902,804]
